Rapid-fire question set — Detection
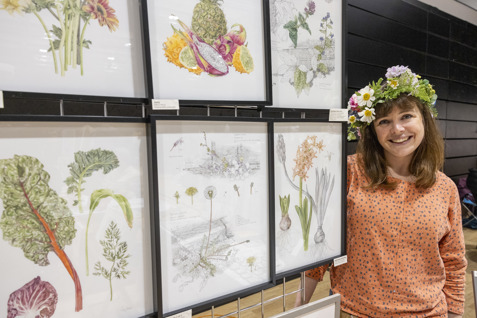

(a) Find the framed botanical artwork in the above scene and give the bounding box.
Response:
[143,0,272,105]
[0,1,146,99]
[273,121,345,278]
[150,117,272,315]
[0,120,154,318]
[269,0,343,108]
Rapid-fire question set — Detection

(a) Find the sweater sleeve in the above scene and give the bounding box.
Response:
[440,181,467,314]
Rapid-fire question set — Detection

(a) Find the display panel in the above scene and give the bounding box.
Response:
[274,122,343,276]
[269,0,343,108]
[153,118,271,315]
[144,0,271,105]
[0,1,146,98]
[0,121,153,318]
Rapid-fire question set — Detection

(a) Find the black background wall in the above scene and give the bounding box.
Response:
[345,0,477,182]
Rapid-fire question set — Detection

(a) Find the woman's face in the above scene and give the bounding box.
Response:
[373,104,425,165]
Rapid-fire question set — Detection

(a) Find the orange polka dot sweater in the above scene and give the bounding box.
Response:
[307,154,467,317]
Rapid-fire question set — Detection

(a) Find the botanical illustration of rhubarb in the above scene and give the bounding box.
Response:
[0,155,83,312]
[94,221,131,301]
[0,0,119,75]
[163,0,254,76]
[65,148,133,276]
[271,0,336,96]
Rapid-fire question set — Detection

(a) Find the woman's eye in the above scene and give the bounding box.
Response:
[378,119,389,125]
[402,114,413,119]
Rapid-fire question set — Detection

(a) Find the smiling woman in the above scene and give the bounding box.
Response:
[299,65,467,318]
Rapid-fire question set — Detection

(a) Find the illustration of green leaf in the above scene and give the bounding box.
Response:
[85,189,133,276]
[94,221,130,301]
[90,189,133,228]
[65,148,119,210]
[0,155,83,311]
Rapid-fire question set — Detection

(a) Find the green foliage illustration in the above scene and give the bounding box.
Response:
[94,221,131,301]
[0,155,83,311]
[65,148,128,276]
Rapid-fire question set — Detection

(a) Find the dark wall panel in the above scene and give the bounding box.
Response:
[349,0,427,29]
[347,6,427,52]
[446,102,477,121]
[445,139,477,158]
[444,157,477,176]
[446,121,477,139]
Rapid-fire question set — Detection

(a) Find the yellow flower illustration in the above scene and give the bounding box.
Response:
[292,136,325,181]
[0,0,30,15]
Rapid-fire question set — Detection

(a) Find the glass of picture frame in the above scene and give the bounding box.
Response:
[143,0,272,106]
[0,1,146,99]
[273,121,345,278]
[0,119,154,318]
[150,116,273,315]
[269,0,344,109]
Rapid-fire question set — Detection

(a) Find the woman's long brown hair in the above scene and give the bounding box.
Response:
[356,94,444,189]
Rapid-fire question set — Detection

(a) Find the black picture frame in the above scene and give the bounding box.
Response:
[141,0,273,106]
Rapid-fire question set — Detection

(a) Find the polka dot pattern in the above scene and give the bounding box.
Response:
[306,154,467,317]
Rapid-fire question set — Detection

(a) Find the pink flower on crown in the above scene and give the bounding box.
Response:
[347,94,359,111]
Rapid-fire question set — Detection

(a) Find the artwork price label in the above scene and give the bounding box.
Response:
[0,91,4,109]
[152,99,179,110]
[333,255,347,267]
[167,309,192,318]
[329,109,348,122]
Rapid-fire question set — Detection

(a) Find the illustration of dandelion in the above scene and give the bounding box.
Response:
[185,187,198,204]
[174,191,180,204]
[246,256,256,272]
[204,186,217,254]
[233,184,240,197]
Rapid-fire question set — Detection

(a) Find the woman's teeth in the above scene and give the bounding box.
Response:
[392,137,410,143]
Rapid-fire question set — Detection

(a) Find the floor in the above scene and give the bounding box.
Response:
[193,227,477,318]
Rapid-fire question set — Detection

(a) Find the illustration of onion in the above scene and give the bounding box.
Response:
[279,194,291,231]
[204,186,217,254]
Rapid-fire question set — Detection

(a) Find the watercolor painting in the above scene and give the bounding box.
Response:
[0,122,153,318]
[0,1,145,97]
[270,0,342,108]
[146,0,268,103]
[155,120,270,314]
[274,122,343,275]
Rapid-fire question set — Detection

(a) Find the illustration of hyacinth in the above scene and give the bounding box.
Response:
[0,0,119,76]
[276,134,334,250]
[163,0,254,76]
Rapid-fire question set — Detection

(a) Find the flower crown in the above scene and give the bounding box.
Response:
[347,65,438,141]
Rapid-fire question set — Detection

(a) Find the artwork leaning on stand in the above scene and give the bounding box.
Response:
[274,122,343,276]
[153,119,271,315]
[0,121,154,318]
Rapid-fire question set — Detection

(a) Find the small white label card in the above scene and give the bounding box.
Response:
[329,109,348,122]
[333,255,347,267]
[152,99,179,110]
[0,90,4,109]
[167,309,192,318]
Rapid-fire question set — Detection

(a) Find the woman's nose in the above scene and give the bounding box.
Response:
[391,122,405,133]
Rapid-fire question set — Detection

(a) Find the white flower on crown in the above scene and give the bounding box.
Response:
[356,86,375,107]
[358,107,375,124]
